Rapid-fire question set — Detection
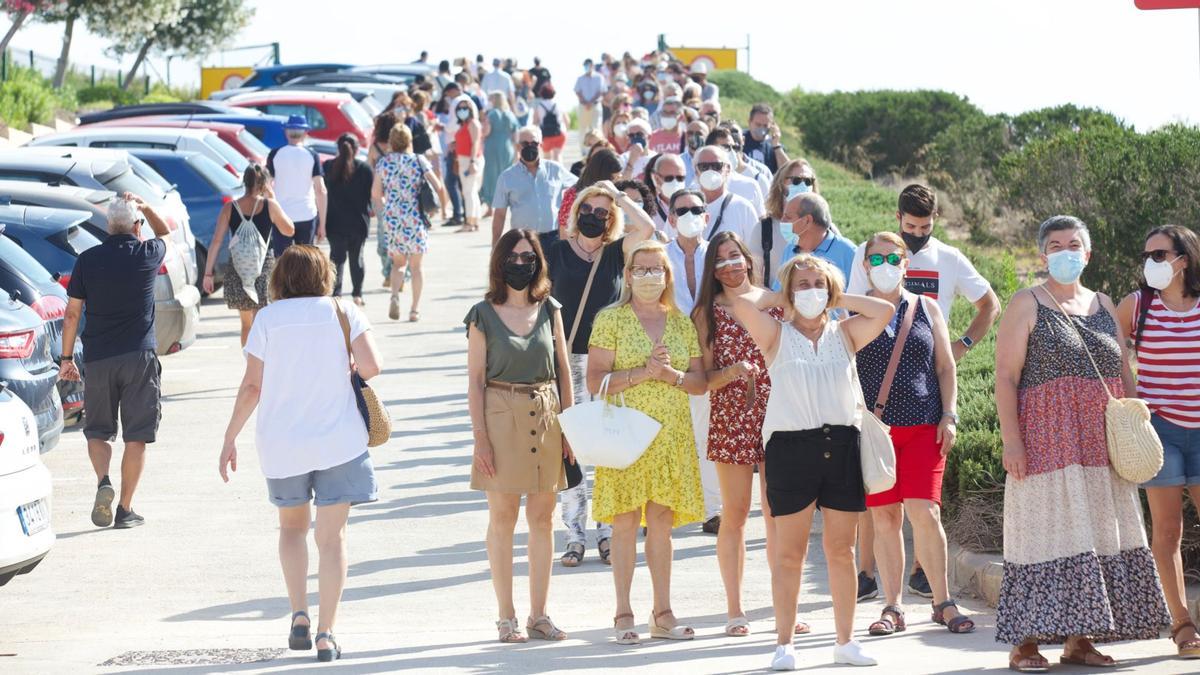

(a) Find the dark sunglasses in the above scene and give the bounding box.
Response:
[867,253,903,267]
[519,140,539,148]
[506,252,538,264]
[578,203,611,220]
[1141,249,1181,263]
[696,161,725,172]
[673,206,705,217]
[789,176,815,187]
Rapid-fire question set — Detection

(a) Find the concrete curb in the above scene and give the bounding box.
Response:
[947,542,1003,608]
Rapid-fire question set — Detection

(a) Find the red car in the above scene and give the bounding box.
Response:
[82,117,271,164]
[221,91,372,145]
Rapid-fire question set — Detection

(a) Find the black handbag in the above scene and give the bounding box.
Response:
[549,305,583,490]
[416,155,440,225]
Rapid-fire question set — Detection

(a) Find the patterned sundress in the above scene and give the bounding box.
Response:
[376,152,429,256]
[706,303,783,465]
[995,295,1169,645]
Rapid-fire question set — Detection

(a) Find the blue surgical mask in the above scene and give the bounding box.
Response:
[787,183,812,200]
[779,219,799,251]
[1047,249,1087,284]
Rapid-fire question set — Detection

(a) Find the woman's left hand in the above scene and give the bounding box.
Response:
[936,417,957,456]
[563,437,576,465]
[594,179,619,198]
[219,440,238,482]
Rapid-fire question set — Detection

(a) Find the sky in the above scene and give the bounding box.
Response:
[6,0,1199,130]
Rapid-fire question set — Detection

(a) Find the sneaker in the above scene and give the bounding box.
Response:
[857,571,878,601]
[771,644,796,671]
[907,567,933,598]
[91,481,115,527]
[388,294,400,320]
[702,514,721,535]
[113,505,144,529]
[833,640,878,666]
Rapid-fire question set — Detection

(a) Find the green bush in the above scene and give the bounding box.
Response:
[707,70,783,107]
[77,84,140,107]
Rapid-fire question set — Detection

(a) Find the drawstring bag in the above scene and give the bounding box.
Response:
[228,198,270,304]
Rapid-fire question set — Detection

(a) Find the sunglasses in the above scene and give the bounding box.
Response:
[789,176,815,187]
[658,174,685,183]
[868,253,903,267]
[696,161,725,172]
[1141,249,1181,263]
[715,256,745,269]
[631,265,666,278]
[519,140,539,148]
[505,252,538,264]
[673,206,705,217]
[578,203,611,220]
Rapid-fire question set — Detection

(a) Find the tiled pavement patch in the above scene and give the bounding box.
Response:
[100,648,284,667]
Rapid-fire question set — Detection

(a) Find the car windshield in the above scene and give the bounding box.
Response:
[101,168,160,204]
[206,136,249,173]
[48,224,101,256]
[340,101,373,134]
[237,129,270,157]
[127,155,172,194]
[356,96,382,117]
[187,154,241,192]
[0,232,55,283]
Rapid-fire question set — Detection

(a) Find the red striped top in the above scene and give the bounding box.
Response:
[1134,292,1200,428]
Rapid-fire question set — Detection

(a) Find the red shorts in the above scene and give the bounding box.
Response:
[541,134,566,151]
[865,424,946,507]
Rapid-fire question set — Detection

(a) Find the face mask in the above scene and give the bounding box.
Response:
[614,123,629,137]
[631,274,667,302]
[576,212,607,238]
[752,126,770,140]
[502,261,537,291]
[519,144,539,162]
[869,262,903,293]
[456,108,470,121]
[629,134,647,147]
[660,178,684,198]
[792,288,829,319]
[660,115,678,130]
[1046,249,1087,284]
[675,212,705,238]
[787,182,812,200]
[779,219,801,251]
[642,89,656,101]
[1144,257,1180,290]
[699,170,724,192]
[901,230,930,255]
[687,133,704,152]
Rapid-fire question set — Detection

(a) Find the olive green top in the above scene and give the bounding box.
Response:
[463,297,561,384]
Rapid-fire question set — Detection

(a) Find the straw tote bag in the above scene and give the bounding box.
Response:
[335,299,391,447]
[1042,286,1163,483]
[556,374,662,470]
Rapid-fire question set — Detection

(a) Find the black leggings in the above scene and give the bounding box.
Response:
[328,230,366,297]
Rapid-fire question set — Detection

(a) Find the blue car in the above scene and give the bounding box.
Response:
[127,149,244,284]
[174,113,291,149]
[242,63,352,89]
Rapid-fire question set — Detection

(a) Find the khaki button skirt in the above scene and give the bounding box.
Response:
[471,381,567,494]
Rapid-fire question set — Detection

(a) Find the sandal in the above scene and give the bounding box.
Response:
[1009,642,1049,673]
[794,621,811,635]
[932,599,976,634]
[409,310,421,322]
[725,615,750,637]
[648,609,694,640]
[613,612,639,645]
[315,632,341,662]
[560,542,584,567]
[526,615,566,641]
[288,610,312,651]
[597,537,611,565]
[868,604,906,636]
[1172,620,1200,659]
[496,617,527,643]
[1060,638,1116,668]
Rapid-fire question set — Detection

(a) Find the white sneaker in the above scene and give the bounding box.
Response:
[771,644,797,671]
[833,640,878,666]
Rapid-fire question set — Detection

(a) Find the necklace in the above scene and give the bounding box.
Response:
[573,236,603,262]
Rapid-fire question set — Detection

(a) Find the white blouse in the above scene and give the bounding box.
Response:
[762,319,860,443]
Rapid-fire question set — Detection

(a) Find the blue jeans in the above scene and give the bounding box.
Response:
[444,154,463,220]
[266,452,378,508]
[1145,414,1200,487]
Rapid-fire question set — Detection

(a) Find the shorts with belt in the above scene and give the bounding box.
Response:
[471,381,566,494]
[764,425,865,516]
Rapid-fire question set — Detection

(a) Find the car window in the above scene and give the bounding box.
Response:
[237,129,270,157]
[92,140,176,150]
[47,224,101,256]
[0,233,55,283]
[0,169,72,184]
[340,101,372,133]
[241,123,267,141]
[127,155,172,194]
[264,103,305,119]
[305,106,327,130]
[100,169,158,202]
[187,154,241,192]
[205,136,249,173]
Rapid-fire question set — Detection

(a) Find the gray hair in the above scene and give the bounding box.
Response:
[518,124,542,142]
[789,192,833,230]
[107,197,140,234]
[1037,215,1091,253]
[285,128,307,142]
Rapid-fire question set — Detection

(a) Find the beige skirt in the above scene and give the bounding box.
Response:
[471,381,566,494]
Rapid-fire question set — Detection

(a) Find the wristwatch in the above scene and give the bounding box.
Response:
[674,371,685,388]
[958,335,975,350]
[942,412,959,424]
[61,355,73,362]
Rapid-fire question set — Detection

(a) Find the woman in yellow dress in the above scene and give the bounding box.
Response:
[587,239,707,645]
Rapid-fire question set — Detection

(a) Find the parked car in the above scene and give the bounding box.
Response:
[231,84,385,117]
[305,138,364,163]
[127,154,199,284]
[166,113,291,150]
[240,63,352,89]
[222,91,371,144]
[77,101,259,125]
[83,118,270,164]
[0,181,200,356]
[28,127,250,178]
[0,387,53,587]
[0,293,62,453]
[0,220,85,423]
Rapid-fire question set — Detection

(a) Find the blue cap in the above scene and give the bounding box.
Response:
[284,114,310,131]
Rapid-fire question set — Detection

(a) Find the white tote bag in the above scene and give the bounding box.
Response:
[228,198,269,304]
[557,374,662,470]
[839,329,897,495]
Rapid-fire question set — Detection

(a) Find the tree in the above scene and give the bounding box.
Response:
[1,0,58,57]
[33,0,81,88]
[84,0,181,90]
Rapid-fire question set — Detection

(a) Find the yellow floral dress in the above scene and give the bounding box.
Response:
[588,304,704,527]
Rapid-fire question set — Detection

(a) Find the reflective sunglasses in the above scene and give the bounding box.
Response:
[505,252,538,264]
[578,203,611,220]
[867,253,903,267]
[789,176,815,187]
[673,206,705,217]
[1141,249,1181,263]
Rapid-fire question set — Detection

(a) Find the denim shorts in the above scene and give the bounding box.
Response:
[1144,414,1200,488]
[266,452,378,508]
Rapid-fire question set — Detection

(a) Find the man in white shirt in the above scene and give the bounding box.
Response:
[618,118,654,186]
[645,152,687,234]
[574,59,606,150]
[480,58,516,111]
[266,115,327,257]
[690,62,720,102]
[711,126,772,205]
[694,145,759,242]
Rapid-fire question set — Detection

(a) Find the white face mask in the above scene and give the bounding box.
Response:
[698,170,724,192]
[675,212,705,238]
[792,288,829,319]
[660,178,684,198]
[869,263,904,293]
[660,115,678,130]
[614,123,629,137]
[1144,256,1181,290]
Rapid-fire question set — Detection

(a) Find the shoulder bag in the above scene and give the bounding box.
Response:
[1041,286,1163,483]
[547,302,583,489]
[556,373,662,470]
[414,154,440,225]
[334,299,392,447]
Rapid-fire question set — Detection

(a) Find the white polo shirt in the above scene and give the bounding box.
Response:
[666,237,708,316]
[700,189,757,243]
[847,236,991,319]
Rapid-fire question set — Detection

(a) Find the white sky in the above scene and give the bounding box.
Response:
[7,0,1199,130]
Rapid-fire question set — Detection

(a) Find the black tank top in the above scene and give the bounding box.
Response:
[228,197,274,241]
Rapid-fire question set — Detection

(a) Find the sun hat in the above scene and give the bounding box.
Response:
[284,114,310,131]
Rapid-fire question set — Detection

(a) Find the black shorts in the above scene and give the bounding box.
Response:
[82,350,161,443]
[765,425,866,516]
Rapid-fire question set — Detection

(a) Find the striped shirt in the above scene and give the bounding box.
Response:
[1133,291,1200,428]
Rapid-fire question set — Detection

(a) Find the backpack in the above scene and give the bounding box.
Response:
[228,198,270,304]
[540,101,562,137]
[410,119,432,155]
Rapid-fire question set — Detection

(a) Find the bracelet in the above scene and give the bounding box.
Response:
[674,370,685,388]
[942,411,960,424]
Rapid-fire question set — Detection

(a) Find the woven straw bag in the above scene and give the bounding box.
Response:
[1042,287,1163,483]
[334,299,392,447]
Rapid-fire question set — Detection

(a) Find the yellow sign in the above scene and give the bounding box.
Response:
[669,47,738,71]
[200,66,254,99]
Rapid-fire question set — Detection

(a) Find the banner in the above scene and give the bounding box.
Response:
[200,66,253,99]
[668,47,738,72]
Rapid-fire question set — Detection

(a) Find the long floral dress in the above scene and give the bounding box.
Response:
[588,304,704,528]
[706,304,783,465]
[995,295,1169,645]
[376,151,429,256]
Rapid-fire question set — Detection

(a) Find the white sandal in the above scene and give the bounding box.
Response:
[649,609,694,640]
[725,615,751,637]
[613,613,639,645]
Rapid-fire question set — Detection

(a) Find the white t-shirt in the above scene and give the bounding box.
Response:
[481,70,514,99]
[847,236,991,319]
[701,190,757,243]
[245,297,372,479]
[267,144,322,222]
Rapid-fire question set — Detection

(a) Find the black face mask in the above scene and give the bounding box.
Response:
[901,231,931,255]
[576,213,606,238]
[687,133,705,151]
[519,144,539,163]
[502,261,537,291]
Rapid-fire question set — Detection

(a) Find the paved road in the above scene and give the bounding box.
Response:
[3,159,1191,673]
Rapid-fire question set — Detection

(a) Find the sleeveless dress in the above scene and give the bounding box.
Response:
[221,198,275,312]
[481,108,518,204]
[707,303,784,465]
[376,152,429,256]
[995,297,1168,645]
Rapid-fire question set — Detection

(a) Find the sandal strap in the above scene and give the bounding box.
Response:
[1172,620,1198,639]
[291,610,310,622]
[933,599,958,613]
[653,609,675,620]
[613,612,634,625]
[882,604,904,617]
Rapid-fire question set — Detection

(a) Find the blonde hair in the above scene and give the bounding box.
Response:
[488,91,508,111]
[582,129,606,149]
[778,253,844,313]
[607,239,679,313]
[865,231,906,256]
[388,123,412,153]
[567,185,625,244]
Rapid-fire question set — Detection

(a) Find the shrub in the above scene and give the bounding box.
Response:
[707,70,782,108]
[0,67,56,128]
[77,84,140,107]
